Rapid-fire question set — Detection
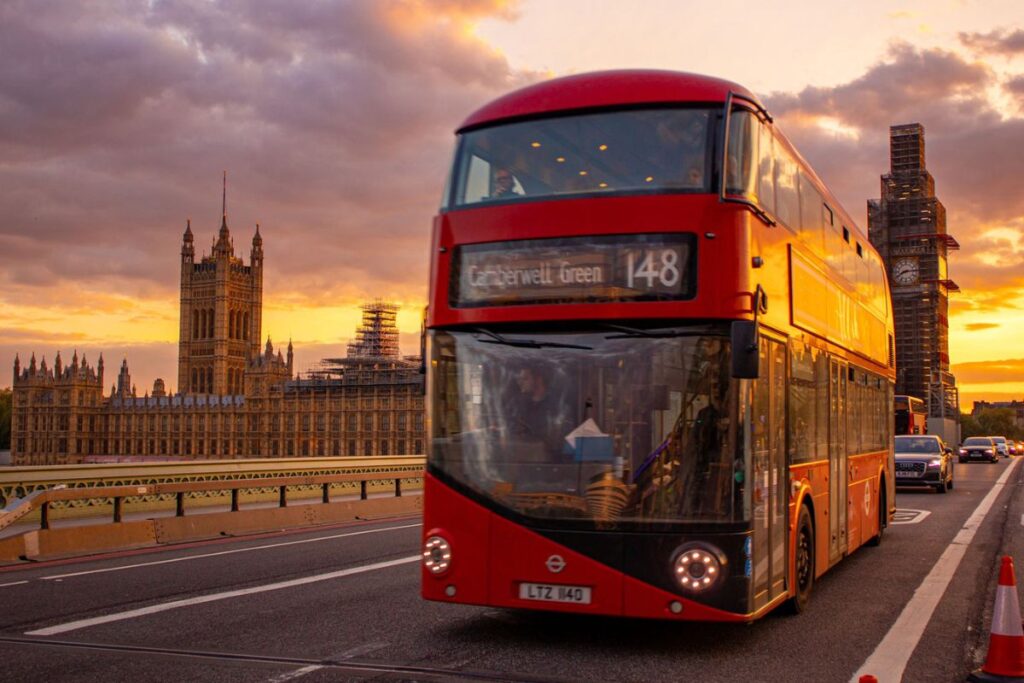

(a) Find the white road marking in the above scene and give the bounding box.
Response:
[851,457,1021,682]
[0,580,29,588]
[265,665,324,682]
[26,555,420,636]
[891,509,931,525]
[42,523,421,580]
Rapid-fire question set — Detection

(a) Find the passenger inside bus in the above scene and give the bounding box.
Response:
[490,167,521,199]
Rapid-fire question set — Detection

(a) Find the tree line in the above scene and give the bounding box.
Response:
[960,408,1024,441]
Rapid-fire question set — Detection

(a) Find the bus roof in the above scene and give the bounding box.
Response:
[458,70,761,132]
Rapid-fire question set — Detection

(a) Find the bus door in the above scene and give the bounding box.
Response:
[751,336,788,610]
[828,358,848,564]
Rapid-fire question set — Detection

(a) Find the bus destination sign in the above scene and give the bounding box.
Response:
[452,234,696,307]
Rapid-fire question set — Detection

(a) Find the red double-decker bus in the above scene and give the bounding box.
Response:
[894,395,927,435]
[421,70,895,621]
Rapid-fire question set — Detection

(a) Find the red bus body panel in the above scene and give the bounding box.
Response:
[422,474,748,622]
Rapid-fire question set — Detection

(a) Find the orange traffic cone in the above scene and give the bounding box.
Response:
[969,556,1024,682]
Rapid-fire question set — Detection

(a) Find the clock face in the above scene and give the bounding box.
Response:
[892,257,919,285]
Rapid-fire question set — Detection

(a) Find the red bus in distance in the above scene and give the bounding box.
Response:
[422,70,895,621]
[894,395,927,435]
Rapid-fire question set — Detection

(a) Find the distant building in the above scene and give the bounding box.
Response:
[972,401,1024,430]
[11,211,423,465]
[868,123,959,421]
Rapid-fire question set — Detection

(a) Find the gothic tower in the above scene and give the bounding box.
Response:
[177,181,263,395]
[868,123,959,420]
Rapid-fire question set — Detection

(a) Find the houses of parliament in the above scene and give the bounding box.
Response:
[10,213,424,465]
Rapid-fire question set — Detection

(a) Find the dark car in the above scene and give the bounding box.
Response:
[895,435,955,493]
[960,436,999,463]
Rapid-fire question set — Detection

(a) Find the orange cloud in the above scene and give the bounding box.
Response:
[952,358,1024,384]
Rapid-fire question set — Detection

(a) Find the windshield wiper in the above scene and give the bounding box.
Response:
[473,328,591,350]
[601,323,708,339]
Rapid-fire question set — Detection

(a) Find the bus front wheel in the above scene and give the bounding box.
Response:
[786,505,814,614]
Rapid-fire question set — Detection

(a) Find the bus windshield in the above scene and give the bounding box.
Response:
[429,325,746,526]
[449,108,714,207]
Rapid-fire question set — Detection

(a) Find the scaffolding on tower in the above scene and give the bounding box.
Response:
[346,299,401,359]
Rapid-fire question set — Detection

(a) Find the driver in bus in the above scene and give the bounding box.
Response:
[508,365,568,457]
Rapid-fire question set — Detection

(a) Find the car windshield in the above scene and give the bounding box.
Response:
[991,437,1007,444]
[449,108,714,207]
[429,325,746,527]
[895,436,941,454]
[963,437,991,446]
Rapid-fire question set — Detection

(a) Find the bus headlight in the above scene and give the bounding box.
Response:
[423,535,452,576]
[673,544,726,593]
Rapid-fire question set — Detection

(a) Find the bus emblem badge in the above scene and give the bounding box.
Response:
[546,555,566,573]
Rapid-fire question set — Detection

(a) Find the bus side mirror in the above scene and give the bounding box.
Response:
[731,321,759,379]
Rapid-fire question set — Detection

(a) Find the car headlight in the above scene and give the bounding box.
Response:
[959,449,967,454]
[927,458,942,468]
[423,535,452,576]
[673,544,726,593]
[986,449,994,455]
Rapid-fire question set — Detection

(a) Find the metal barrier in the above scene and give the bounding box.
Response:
[1,470,422,533]
[0,456,425,518]
[0,461,426,564]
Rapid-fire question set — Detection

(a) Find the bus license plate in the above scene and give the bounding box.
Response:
[518,582,592,605]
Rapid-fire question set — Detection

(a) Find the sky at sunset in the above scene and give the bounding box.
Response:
[2,0,1024,410]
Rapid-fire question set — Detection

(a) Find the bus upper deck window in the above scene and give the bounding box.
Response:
[449,108,715,207]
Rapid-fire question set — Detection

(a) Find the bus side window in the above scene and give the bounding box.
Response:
[757,122,775,215]
[725,109,757,197]
[774,143,799,230]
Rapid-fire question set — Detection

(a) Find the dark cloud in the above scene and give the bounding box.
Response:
[1007,75,1024,106]
[959,29,1024,56]
[964,322,1000,332]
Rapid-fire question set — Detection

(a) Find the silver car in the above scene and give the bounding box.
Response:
[989,436,1010,458]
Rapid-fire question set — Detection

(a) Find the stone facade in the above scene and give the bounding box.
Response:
[11,218,424,465]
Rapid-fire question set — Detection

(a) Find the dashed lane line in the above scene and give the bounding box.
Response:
[25,555,420,636]
[0,580,29,588]
[41,522,421,581]
[851,457,1021,682]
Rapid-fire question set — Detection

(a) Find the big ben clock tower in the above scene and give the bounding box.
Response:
[868,123,960,426]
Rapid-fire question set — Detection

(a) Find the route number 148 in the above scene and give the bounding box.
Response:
[625,249,681,289]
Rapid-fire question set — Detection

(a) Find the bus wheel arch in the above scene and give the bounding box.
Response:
[785,502,815,614]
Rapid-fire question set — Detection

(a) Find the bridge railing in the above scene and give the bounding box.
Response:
[0,457,426,563]
[0,456,426,520]
[0,469,424,533]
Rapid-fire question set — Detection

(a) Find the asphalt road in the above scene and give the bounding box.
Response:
[0,457,1021,683]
